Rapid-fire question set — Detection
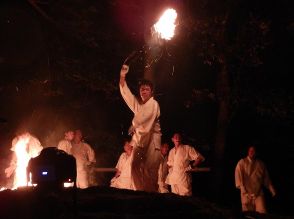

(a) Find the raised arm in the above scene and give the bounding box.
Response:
[120,64,129,87]
[119,64,139,113]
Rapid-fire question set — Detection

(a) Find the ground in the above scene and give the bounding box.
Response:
[0,186,292,219]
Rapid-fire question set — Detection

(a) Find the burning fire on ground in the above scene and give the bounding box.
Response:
[1,132,75,191]
[1,132,43,190]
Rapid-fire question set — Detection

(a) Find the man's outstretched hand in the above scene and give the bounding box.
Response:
[120,64,129,78]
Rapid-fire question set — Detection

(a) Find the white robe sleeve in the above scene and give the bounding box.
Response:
[187,146,205,162]
[86,143,96,164]
[263,164,276,196]
[235,160,247,194]
[119,83,139,113]
[158,162,163,184]
[115,153,125,171]
[167,149,174,167]
[235,160,242,188]
[165,149,174,185]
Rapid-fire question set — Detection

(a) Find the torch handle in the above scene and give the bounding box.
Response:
[123,50,138,65]
[123,45,148,65]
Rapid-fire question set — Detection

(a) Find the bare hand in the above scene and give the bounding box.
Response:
[120,64,129,77]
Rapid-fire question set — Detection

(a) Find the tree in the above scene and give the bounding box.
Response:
[177,0,293,195]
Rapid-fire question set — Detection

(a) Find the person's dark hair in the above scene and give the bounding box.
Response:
[122,136,132,145]
[138,79,154,91]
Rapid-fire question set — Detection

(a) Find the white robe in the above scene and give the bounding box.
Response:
[235,157,275,213]
[110,152,134,190]
[71,141,96,189]
[119,83,161,150]
[166,144,204,196]
[158,154,169,193]
[120,83,162,192]
[57,139,72,155]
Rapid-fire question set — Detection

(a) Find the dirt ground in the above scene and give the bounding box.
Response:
[0,186,292,219]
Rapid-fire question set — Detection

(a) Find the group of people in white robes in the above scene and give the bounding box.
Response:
[116,64,205,196]
[110,132,205,197]
[4,62,276,215]
[57,129,96,189]
[118,63,276,214]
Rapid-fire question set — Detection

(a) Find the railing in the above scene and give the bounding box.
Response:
[94,167,211,172]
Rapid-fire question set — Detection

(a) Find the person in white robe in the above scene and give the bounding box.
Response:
[57,130,74,155]
[110,140,134,190]
[235,146,276,213]
[158,143,170,193]
[71,129,96,189]
[166,133,205,196]
[119,64,162,192]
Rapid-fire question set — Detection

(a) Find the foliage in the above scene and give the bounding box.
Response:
[176,0,294,122]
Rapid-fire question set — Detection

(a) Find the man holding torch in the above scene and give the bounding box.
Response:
[118,8,177,192]
[119,64,162,192]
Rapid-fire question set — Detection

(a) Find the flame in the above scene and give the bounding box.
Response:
[14,136,30,188]
[1,133,76,191]
[153,8,177,40]
[64,178,74,188]
[64,182,74,188]
[9,133,43,189]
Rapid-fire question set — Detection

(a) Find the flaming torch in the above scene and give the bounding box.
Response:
[152,8,177,41]
[124,8,177,67]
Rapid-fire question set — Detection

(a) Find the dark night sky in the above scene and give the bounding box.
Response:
[0,0,294,214]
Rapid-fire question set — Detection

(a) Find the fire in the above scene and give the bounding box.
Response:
[1,133,77,191]
[64,178,74,188]
[153,8,177,40]
[4,133,43,189]
[14,136,31,187]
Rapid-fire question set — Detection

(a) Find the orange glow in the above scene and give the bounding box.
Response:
[14,136,30,188]
[153,8,177,40]
[10,133,43,189]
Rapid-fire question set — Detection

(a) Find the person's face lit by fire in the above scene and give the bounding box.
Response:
[161,143,169,156]
[247,146,256,160]
[123,141,133,156]
[172,133,182,146]
[74,130,83,143]
[65,131,74,141]
[139,85,153,103]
